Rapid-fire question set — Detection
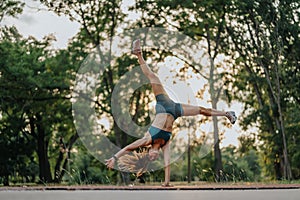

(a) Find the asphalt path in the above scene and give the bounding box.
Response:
[1,189,300,200]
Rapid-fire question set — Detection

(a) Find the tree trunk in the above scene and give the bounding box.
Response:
[114,123,123,148]
[3,175,9,186]
[275,49,292,180]
[54,137,64,182]
[36,114,52,183]
[212,105,223,182]
[208,48,223,181]
[54,133,79,183]
[187,131,191,183]
[280,122,292,180]
[262,58,292,180]
[37,133,52,183]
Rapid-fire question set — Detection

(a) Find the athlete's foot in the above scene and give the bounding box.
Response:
[226,111,237,124]
[132,39,141,55]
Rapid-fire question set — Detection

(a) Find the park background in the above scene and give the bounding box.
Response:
[0,0,299,186]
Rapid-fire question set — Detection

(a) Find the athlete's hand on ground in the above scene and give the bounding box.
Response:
[161,183,173,187]
[105,157,115,169]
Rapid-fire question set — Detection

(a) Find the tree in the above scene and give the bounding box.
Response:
[40,0,125,142]
[225,0,300,180]
[134,0,233,181]
[40,0,156,184]
[0,26,78,183]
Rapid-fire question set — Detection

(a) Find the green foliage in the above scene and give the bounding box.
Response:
[225,0,300,180]
[1,0,299,185]
[167,145,261,183]
[134,0,236,182]
[222,146,261,182]
[0,26,78,184]
[62,146,113,185]
[133,0,300,181]
[38,0,156,185]
[286,103,300,179]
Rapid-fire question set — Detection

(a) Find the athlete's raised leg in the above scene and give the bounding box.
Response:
[132,39,167,96]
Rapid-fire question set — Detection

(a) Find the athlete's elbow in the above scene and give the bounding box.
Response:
[124,145,134,151]
[139,137,150,146]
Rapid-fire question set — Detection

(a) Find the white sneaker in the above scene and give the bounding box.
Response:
[226,111,237,124]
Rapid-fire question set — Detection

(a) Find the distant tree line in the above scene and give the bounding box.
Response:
[0,0,299,185]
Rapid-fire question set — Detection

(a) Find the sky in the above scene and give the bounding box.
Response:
[1,0,80,49]
[1,0,242,147]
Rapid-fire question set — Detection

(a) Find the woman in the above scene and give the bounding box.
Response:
[105,39,237,186]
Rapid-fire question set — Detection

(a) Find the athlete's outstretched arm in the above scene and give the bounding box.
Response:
[105,134,151,169]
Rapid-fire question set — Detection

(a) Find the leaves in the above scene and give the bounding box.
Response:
[1,0,299,184]
[0,26,78,183]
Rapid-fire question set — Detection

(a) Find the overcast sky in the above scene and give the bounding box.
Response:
[1,0,80,49]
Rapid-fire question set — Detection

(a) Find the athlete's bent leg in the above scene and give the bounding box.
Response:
[181,104,237,124]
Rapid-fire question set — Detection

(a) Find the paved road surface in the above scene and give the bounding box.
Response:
[1,189,300,200]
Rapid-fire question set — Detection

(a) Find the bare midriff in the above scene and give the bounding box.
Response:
[151,113,175,132]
